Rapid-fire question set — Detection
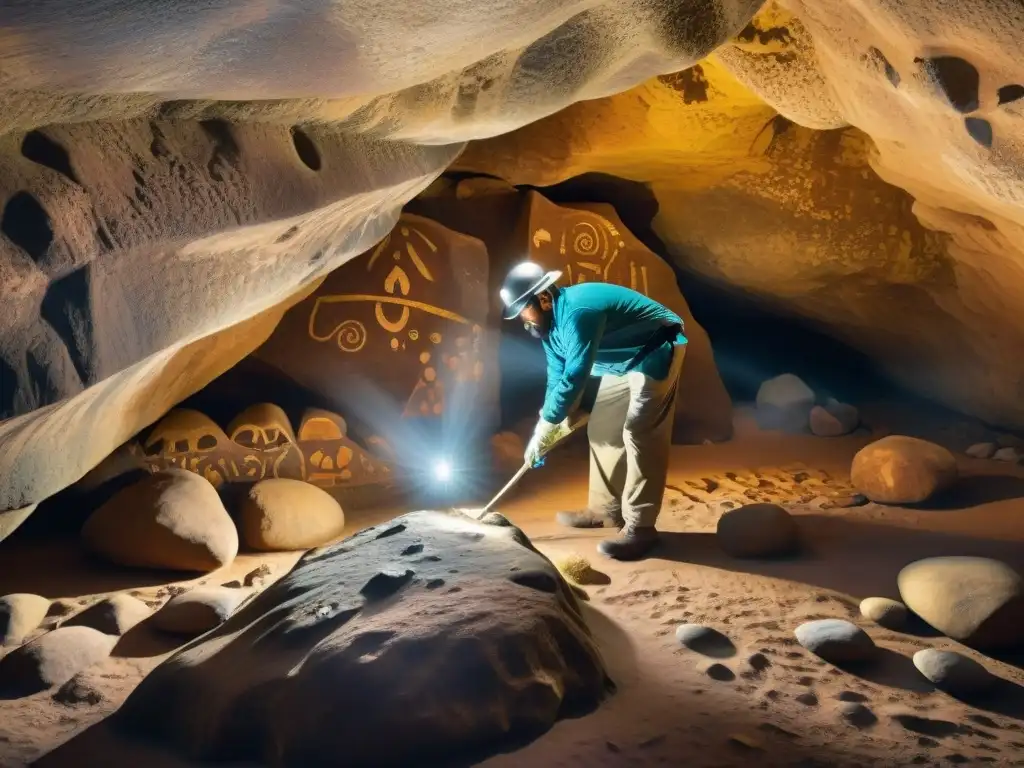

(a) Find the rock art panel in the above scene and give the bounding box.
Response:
[126,404,394,492]
[255,214,498,436]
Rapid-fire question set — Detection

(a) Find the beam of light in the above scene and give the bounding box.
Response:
[433,459,452,482]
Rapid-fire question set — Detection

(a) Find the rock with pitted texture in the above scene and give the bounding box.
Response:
[0,627,116,696]
[756,374,815,433]
[1,593,50,646]
[898,557,1024,650]
[65,594,151,636]
[851,436,957,504]
[795,619,876,664]
[238,479,345,552]
[717,503,799,559]
[151,587,253,638]
[912,649,993,696]
[81,469,238,572]
[109,510,608,765]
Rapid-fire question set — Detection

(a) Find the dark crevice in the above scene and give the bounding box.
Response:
[998,84,1024,105]
[2,191,54,264]
[39,265,94,386]
[965,117,993,148]
[25,347,60,408]
[867,47,900,88]
[919,56,979,113]
[275,226,299,244]
[199,119,241,182]
[0,353,17,419]
[20,131,79,185]
[291,127,322,171]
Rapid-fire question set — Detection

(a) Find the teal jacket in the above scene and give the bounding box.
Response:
[541,282,687,423]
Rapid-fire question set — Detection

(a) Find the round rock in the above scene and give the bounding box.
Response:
[898,557,1024,650]
[755,374,815,433]
[0,626,117,696]
[675,624,736,658]
[850,435,957,504]
[717,503,799,559]
[913,649,993,696]
[965,442,996,459]
[81,469,238,572]
[1,593,50,646]
[859,597,909,630]
[794,619,876,663]
[993,447,1020,463]
[151,586,252,637]
[66,594,151,636]
[810,399,859,437]
[239,478,346,551]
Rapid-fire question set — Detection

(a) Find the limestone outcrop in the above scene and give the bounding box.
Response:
[0,0,763,536]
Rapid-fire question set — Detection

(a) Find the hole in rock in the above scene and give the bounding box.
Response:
[291,127,322,171]
[965,117,994,148]
[20,131,79,184]
[998,84,1024,105]
[920,56,980,113]
[2,191,54,263]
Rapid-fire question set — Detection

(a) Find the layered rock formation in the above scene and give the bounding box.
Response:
[0,0,766,536]
[457,1,1024,429]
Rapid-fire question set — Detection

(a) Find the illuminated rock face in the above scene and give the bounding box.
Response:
[0,0,764,535]
[456,1,1024,429]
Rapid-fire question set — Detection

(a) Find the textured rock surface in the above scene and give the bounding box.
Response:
[456,0,1024,430]
[851,436,958,504]
[0,0,763,536]
[716,503,799,558]
[898,557,1024,650]
[65,594,151,636]
[151,587,252,637]
[0,626,116,696]
[794,619,876,663]
[239,479,346,552]
[81,469,238,572]
[0,593,50,646]
[912,649,993,696]
[111,510,609,765]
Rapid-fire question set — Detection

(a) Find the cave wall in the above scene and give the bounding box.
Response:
[455,0,1024,428]
[0,0,766,537]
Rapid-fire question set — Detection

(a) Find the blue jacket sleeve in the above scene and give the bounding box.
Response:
[541,309,606,423]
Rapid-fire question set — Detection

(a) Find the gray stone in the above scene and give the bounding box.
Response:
[912,649,993,695]
[811,399,859,437]
[965,442,996,459]
[794,619,876,663]
[993,447,1020,463]
[756,374,815,433]
[859,597,909,630]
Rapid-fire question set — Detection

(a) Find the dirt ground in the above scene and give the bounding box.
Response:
[4,404,1024,767]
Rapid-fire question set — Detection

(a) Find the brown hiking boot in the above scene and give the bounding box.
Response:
[597,526,659,561]
[555,509,623,529]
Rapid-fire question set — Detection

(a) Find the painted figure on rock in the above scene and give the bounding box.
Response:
[500,261,687,562]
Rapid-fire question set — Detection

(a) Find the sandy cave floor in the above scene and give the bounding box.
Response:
[4,406,1024,766]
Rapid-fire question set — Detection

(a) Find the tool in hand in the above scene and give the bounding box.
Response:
[475,413,590,517]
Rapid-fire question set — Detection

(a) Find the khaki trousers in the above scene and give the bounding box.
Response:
[586,344,686,529]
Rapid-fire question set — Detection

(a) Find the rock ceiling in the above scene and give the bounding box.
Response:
[0,0,1022,535]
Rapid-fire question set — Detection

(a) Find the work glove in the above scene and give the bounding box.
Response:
[524,418,560,468]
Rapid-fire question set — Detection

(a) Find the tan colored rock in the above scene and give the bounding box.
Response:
[239,479,346,551]
[65,594,151,636]
[81,469,238,572]
[0,593,50,646]
[0,626,116,695]
[851,436,957,505]
[151,587,253,637]
[898,557,1024,650]
[716,503,799,558]
[859,597,908,631]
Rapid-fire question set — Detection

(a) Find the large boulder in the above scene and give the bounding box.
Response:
[0,593,50,646]
[716,503,799,558]
[756,374,815,433]
[238,479,346,551]
[81,469,238,572]
[111,510,609,765]
[850,436,958,504]
[0,626,117,696]
[898,557,1024,650]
